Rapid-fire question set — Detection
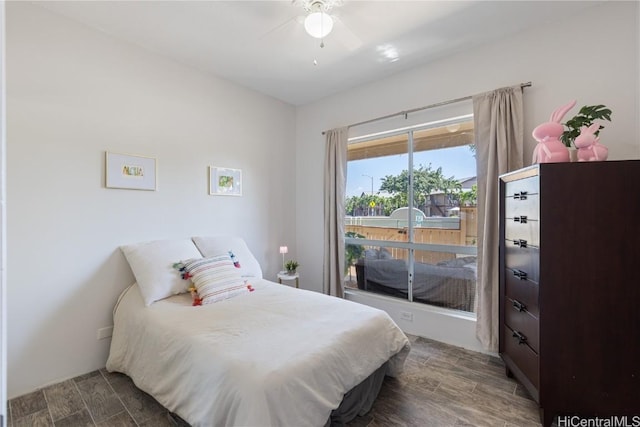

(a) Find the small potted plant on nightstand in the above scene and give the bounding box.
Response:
[285,260,299,275]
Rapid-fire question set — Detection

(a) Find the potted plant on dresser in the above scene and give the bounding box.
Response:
[560,104,612,161]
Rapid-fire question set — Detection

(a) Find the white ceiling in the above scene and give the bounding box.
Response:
[36,1,604,106]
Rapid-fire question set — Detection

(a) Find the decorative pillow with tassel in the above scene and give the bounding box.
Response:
[174,254,254,305]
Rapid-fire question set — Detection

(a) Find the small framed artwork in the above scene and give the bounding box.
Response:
[105,152,157,191]
[209,166,242,196]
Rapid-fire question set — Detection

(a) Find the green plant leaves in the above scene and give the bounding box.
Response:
[560,104,612,147]
[345,232,365,274]
[285,260,299,272]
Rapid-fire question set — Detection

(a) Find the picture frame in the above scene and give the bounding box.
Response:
[209,166,242,196]
[105,152,157,191]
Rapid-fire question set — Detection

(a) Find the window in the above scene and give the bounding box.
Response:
[344,112,478,314]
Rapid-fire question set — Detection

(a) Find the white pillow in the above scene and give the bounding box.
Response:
[120,238,203,306]
[192,236,263,279]
[179,254,253,304]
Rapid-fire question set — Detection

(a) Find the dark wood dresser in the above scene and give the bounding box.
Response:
[499,160,640,427]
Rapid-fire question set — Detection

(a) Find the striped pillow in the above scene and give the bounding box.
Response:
[181,254,253,304]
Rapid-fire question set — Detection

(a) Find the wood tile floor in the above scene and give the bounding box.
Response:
[8,335,543,427]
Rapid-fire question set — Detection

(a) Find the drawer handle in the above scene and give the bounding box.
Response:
[512,331,528,345]
[512,269,528,280]
[512,300,526,312]
[513,239,528,248]
[513,216,528,223]
[513,191,528,200]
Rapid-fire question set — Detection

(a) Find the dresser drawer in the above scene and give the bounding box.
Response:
[505,219,540,247]
[505,176,539,199]
[503,325,539,390]
[504,273,539,317]
[504,245,540,283]
[504,193,539,219]
[505,298,539,352]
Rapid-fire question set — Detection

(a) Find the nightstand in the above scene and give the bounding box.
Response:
[277,272,299,288]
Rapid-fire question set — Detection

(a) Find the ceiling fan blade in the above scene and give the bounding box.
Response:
[330,15,363,51]
[259,15,305,40]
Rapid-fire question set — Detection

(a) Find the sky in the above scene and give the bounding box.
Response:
[346,145,476,197]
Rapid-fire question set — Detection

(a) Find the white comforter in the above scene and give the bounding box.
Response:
[106,279,410,427]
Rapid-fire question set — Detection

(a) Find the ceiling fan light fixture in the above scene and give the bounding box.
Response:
[304,11,334,38]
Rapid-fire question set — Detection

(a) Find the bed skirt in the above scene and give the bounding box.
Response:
[326,361,388,426]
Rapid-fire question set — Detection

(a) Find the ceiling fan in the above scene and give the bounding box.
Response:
[262,0,360,52]
[294,0,342,45]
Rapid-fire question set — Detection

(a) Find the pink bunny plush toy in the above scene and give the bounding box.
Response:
[532,100,576,163]
[574,123,608,161]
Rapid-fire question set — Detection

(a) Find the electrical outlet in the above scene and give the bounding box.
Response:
[400,311,413,322]
[97,326,113,340]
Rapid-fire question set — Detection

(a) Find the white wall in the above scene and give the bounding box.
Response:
[1,0,7,416]
[295,2,640,349]
[6,3,296,398]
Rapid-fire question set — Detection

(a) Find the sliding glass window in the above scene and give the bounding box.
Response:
[344,112,478,314]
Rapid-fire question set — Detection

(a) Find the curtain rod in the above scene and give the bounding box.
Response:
[321,81,532,135]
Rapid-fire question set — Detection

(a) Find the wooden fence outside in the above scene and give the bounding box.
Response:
[346,207,477,264]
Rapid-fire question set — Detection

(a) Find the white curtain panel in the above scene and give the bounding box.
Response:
[473,86,524,351]
[323,127,348,298]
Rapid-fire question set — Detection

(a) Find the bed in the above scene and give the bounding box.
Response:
[355,253,476,312]
[108,236,410,427]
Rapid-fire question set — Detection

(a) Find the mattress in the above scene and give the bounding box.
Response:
[106,279,410,426]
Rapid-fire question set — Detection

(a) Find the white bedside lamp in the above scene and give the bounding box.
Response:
[279,246,288,273]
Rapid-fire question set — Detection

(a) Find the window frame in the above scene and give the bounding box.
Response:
[344,114,477,309]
